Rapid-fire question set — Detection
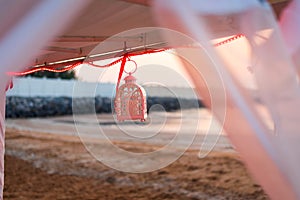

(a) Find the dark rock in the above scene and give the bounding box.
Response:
[5,96,204,118]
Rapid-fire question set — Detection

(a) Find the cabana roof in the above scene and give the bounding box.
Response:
[2,0,290,69]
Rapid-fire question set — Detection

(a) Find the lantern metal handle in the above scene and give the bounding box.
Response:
[124,58,137,74]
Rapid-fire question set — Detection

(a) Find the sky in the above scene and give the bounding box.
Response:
[75,50,195,88]
[75,36,257,90]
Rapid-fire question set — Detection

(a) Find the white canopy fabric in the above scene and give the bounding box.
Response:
[1,0,289,69]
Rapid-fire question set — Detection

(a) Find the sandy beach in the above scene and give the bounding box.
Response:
[3,110,269,200]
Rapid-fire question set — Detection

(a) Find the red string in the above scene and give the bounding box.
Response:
[129,48,172,56]
[86,57,123,68]
[214,34,245,47]
[7,34,245,77]
[5,78,13,91]
[7,62,83,76]
[116,54,128,93]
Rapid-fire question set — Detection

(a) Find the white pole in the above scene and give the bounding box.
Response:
[0,89,5,199]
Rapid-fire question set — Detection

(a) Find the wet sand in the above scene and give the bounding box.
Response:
[4,128,268,200]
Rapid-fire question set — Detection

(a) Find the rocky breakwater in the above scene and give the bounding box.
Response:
[6,96,203,118]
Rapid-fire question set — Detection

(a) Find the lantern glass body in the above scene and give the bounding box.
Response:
[115,75,147,122]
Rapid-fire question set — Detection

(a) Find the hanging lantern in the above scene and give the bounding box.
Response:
[114,59,147,122]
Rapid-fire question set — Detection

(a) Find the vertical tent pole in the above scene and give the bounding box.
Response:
[0,89,5,198]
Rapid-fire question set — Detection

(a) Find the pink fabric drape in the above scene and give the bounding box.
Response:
[153,0,300,199]
[280,0,300,55]
[0,0,91,198]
